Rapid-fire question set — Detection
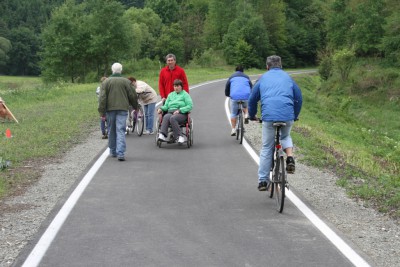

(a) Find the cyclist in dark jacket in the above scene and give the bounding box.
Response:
[248,55,303,191]
[225,65,252,136]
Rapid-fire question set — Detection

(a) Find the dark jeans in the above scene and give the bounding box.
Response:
[160,113,188,139]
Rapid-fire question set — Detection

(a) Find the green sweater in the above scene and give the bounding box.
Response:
[98,74,138,115]
[160,90,193,113]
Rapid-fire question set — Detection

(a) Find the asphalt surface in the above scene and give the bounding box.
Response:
[18,76,367,267]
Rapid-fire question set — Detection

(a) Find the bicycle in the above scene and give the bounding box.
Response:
[268,122,289,213]
[235,100,246,144]
[126,103,144,136]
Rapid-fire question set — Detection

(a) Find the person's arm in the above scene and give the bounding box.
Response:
[181,69,189,93]
[248,82,260,119]
[179,93,193,114]
[292,81,303,120]
[128,83,138,110]
[98,83,107,115]
[225,79,231,97]
[158,69,166,99]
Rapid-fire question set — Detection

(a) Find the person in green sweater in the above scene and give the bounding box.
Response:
[157,79,193,144]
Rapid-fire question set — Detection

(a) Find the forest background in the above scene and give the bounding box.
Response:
[0,0,399,219]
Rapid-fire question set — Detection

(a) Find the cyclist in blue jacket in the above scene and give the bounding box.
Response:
[248,55,303,191]
[225,65,253,136]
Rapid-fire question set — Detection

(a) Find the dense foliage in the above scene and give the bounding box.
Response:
[0,0,398,82]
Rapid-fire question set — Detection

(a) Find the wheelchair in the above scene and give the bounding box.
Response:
[155,112,193,148]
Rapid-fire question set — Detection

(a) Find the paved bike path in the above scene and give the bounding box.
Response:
[19,77,370,266]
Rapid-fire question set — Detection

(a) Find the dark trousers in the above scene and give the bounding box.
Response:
[160,113,188,139]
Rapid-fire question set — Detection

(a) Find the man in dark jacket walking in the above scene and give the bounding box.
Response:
[98,63,138,161]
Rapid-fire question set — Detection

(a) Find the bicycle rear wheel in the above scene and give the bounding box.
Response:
[239,111,244,144]
[274,156,286,213]
[236,112,242,141]
[136,106,144,136]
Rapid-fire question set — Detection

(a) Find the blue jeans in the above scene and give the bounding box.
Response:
[259,120,294,182]
[144,102,156,132]
[230,99,248,118]
[106,110,128,157]
[100,118,106,135]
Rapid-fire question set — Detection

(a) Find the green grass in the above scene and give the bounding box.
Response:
[292,73,400,219]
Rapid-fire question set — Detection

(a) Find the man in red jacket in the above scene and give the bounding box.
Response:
[158,54,189,102]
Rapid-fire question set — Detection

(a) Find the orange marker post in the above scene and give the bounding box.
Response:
[5,128,12,138]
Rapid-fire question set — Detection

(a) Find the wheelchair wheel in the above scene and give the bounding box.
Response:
[186,122,191,148]
[155,117,162,148]
[189,119,194,146]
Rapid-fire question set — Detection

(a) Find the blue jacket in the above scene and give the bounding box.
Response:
[248,68,302,121]
[225,71,252,100]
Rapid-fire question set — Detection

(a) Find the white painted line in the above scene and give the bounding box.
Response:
[21,149,109,267]
[224,96,370,267]
[21,79,217,266]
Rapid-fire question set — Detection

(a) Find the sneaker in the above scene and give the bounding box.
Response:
[110,153,117,158]
[244,114,249,124]
[158,133,167,142]
[230,128,236,136]
[149,131,154,135]
[117,156,125,161]
[102,134,108,139]
[286,156,295,174]
[178,136,185,144]
[258,181,268,191]
[144,130,150,135]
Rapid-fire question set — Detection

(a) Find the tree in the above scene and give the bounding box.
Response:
[178,0,209,63]
[145,0,179,25]
[123,7,162,59]
[326,0,353,49]
[7,27,40,75]
[40,0,132,82]
[380,10,400,65]
[222,1,271,68]
[154,23,184,63]
[0,37,12,73]
[350,0,385,56]
[203,0,236,48]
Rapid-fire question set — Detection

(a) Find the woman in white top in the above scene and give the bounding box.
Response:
[128,77,158,134]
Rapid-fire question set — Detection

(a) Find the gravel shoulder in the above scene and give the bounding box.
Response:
[1,123,399,267]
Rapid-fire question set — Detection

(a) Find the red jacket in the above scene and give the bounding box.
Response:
[158,65,189,99]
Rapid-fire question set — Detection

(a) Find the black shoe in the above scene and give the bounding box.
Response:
[258,181,268,191]
[286,156,295,174]
[118,156,125,161]
[244,117,249,124]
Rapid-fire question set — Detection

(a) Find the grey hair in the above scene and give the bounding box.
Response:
[165,53,176,61]
[266,55,282,68]
[111,62,123,74]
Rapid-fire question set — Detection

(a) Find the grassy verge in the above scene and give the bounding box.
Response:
[292,74,399,219]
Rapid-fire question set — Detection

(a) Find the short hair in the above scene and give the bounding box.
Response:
[235,65,244,72]
[165,54,176,61]
[127,77,136,83]
[111,62,123,74]
[173,79,183,87]
[266,55,282,68]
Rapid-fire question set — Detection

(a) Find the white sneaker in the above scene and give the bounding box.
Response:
[230,128,236,136]
[158,133,167,142]
[178,136,185,144]
[144,130,150,135]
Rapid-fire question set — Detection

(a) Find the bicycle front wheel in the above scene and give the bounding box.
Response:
[274,156,286,213]
[136,106,144,136]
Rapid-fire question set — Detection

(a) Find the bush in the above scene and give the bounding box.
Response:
[188,48,226,67]
[332,48,355,82]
